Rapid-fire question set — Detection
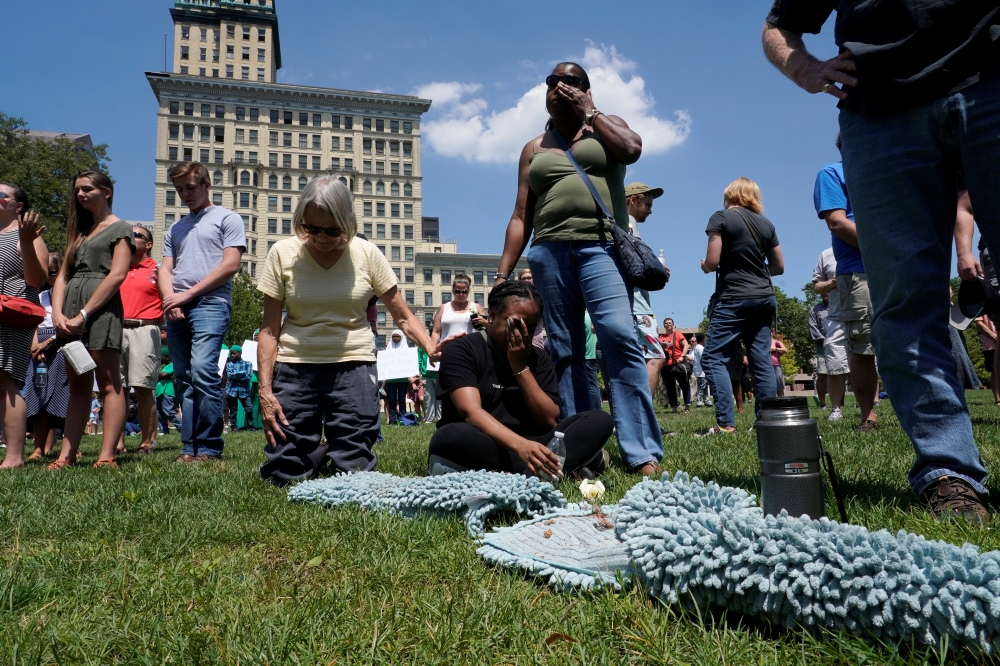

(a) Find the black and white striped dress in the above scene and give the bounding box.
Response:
[0,230,39,389]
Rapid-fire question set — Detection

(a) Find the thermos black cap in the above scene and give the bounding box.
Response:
[760,397,809,409]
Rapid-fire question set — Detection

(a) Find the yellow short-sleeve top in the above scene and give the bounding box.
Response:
[257,236,397,364]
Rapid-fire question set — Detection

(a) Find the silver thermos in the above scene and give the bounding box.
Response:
[756,396,825,519]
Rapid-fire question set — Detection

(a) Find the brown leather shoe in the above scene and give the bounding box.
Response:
[174,455,197,464]
[856,419,879,432]
[920,476,991,525]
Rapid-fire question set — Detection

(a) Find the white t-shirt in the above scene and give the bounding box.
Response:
[812,248,840,318]
[39,289,53,328]
[692,344,706,378]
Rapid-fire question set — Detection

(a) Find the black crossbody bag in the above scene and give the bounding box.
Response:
[550,129,669,292]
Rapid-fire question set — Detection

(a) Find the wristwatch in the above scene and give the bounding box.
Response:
[585,107,602,126]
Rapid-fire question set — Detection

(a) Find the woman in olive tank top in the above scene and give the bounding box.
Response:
[495,62,664,477]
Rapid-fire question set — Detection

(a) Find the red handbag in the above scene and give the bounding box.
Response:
[0,294,46,329]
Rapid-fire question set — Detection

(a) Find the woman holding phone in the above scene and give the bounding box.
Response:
[428,280,612,479]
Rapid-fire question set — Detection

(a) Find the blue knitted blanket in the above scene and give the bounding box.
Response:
[288,470,1000,654]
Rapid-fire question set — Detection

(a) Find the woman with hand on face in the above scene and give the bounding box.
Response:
[428,280,613,480]
[49,171,135,468]
[257,176,443,485]
[494,62,664,477]
[430,275,485,346]
[0,183,49,468]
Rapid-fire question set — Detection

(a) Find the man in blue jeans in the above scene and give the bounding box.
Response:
[763,1,1000,522]
[159,161,246,462]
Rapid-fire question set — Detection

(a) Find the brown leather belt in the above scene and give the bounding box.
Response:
[123,319,162,328]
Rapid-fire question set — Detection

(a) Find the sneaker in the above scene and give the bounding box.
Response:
[828,407,843,422]
[683,406,690,414]
[856,419,878,432]
[818,405,828,411]
[920,476,991,524]
[575,448,611,479]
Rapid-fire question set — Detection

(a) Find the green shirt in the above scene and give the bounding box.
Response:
[418,347,438,378]
[155,363,175,398]
[584,312,597,360]
[527,135,628,245]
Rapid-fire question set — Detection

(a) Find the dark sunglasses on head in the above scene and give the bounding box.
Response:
[133,231,152,242]
[546,74,583,89]
[302,224,345,237]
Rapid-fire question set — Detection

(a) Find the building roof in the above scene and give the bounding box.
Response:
[146,72,432,115]
[28,131,93,150]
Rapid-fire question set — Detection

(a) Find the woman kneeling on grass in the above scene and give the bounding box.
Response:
[429,280,612,479]
[257,176,441,485]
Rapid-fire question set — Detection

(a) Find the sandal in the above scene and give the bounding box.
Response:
[47,459,75,470]
[93,459,118,469]
[136,445,154,456]
[704,426,736,436]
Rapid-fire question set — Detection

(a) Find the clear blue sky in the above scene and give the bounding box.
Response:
[5,0,946,327]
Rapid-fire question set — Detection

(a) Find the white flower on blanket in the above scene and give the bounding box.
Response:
[579,479,605,500]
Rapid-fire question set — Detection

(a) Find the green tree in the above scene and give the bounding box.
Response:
[0,112,112,253]
[774,285,813,374]
[226,271,263,346]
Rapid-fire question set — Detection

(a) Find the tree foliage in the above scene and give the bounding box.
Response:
[0,112,112,254]
[774,285,813,374]
[226,271,263,346]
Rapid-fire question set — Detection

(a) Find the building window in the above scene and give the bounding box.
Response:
[393,267,401,280]
[363,161,372,174]
[390,120,399,133]
[404,163,412,176]
[363,223,373,236]
[226,64,234,78]
[243,26,251,40]
[283,133,292,147]
[298,134,307,148]
[312,114,321,128]
[344,138,353,151]
[376,202,385,217]
[344,117,353,130]
[270,109,279,124]
[474,293,484,306]
[240,170,250,185]
[330,115,341,129]
[330,157,340,169]
[257,48,265,62]
[378,119,386,132]
[215,105,225,119]
[239,192,250,208]
[375,140,384,155]
[249,130,258,145]
[215,150,224,163]
[183,147,192,161]
[376,162,384,174]
[442,292,452,304]
[212,192,222,205]
[257,68,264,81]
[424,292,433,307]
[213,49,219,63]
[199,67,206,76]
[199,126,209,142]
[169,123,179,140]
[269,132,278,146]
[312,156,320,170]
[364,202,373,217]
[181,26,190,40]
[404,204,413,219]
[227,24,235,38]
[199,48,206,62]
[390,141,399,155]
[236,107,246,121]
[226,45,234,59]
[169,101,179,115]
[376,223,385,238]
[441,270,452,284]
[404,183,413,197]
[282,176,291,190]
[423,268,433,282]
[165,213,175,229]
[363,139,372,155]
[214,171,223,186]
[473,271,484,285]
[403,121,412,134]
[363,181,372,195]
[345,158,353,170]
[180,46,189,60]
[258,28,266,41]
[376,182,385,195]
[390,162,399,176]
[390,224,400,239]
[241,66,249,80]
[405,247,413,262]
[267,240,275,252]
[268,196,277,211]
[200,149,209,162]
[166,191,176,206]
[284,111,293,125]
[298,177,307,190]
[282,197,291,212]
[200,27,207,41]
[235,128,245,143]
[215,127,225,143]
[282,220,291,235]
[298,112,307,126]
[331,136,340,150]
[391,183,399,197]
[312,134,321,149]
[282,154,291,168]
[267,219,277,234]
[377,245,386,255]
[250,108,258,121]
[403,141,412,157]
[265,174,276,188]
[405,290,414,305]
[298,155,307,169]
[363,118,372,131]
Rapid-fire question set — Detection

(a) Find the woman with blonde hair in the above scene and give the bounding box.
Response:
[49,170,135,468]
[257,176,442,485]
[700,177,784,434]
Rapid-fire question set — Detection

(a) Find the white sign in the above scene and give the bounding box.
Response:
[377,347,419,381]
[241,340,259,370]
[217,349,229,376]
[425,360,440,373]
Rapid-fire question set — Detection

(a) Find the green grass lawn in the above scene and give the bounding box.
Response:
[3,392,1000,664]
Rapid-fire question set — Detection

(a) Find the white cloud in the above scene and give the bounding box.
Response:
[415,43,691,164]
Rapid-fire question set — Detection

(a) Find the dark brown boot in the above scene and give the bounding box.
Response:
[920,476,991,525]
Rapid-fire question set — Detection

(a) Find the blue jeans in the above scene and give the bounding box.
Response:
[157,393,182,434]
[166,298,230,457]
[838,74,1000,496]
[528,240,662,469]
[702,296,777,428]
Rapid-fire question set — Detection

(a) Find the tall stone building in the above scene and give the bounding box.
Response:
[147,0,517,334]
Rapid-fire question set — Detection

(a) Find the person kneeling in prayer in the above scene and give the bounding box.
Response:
[428,280,612,479]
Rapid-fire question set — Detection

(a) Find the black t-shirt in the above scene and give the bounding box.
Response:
[706,208,778,301]
[437,332,560,437]
[766,0,1000,115]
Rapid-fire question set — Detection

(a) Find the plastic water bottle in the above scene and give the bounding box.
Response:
[545,431,567,478]
[34,359,48,390]
[658,249,666,266]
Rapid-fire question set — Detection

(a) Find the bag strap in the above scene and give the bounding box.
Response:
[731,206,766,258]
[550,129,616,228]
[818,436,849,523]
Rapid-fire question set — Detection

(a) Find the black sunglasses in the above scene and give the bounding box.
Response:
[133,231,152,242]
[546,74,584,89]
[302,224,345,237]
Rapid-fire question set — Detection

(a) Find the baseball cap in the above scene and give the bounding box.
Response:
[230,344,243,353]
[624,182,664,199]
[950,278,987,330]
